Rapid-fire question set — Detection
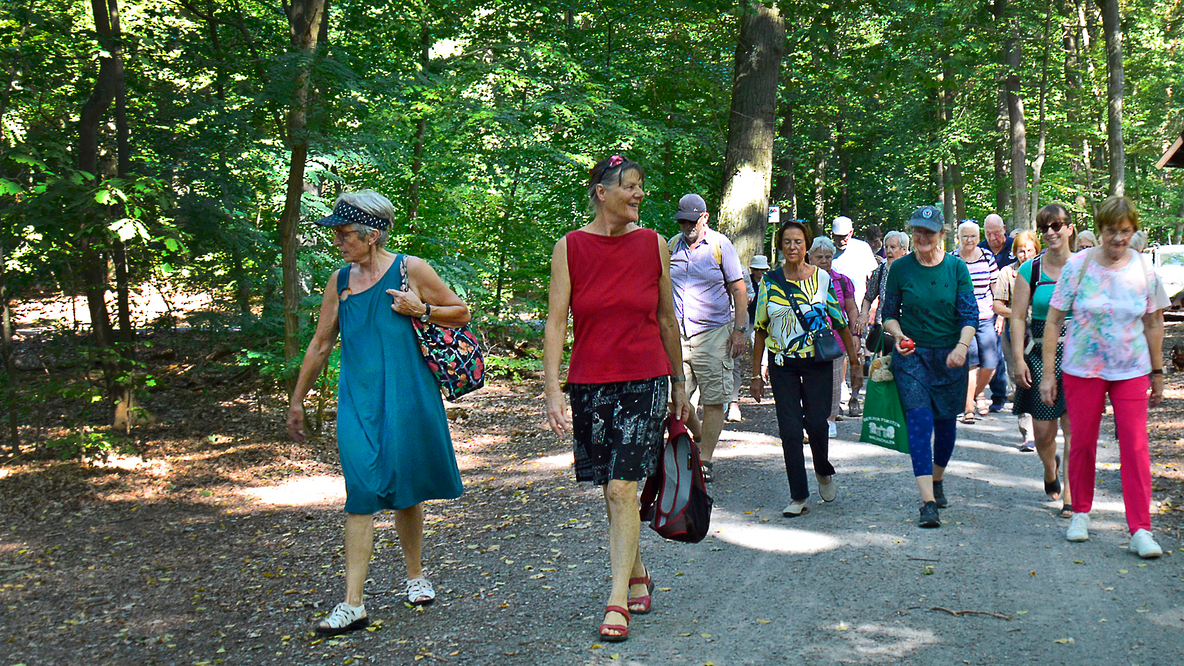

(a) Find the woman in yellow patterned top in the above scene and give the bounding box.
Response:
[751,220,862,517]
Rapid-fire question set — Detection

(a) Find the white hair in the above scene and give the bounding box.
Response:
[958,220,981,236]
[810,237,836,255]
[1131,230,1148,252]
[884,230,910,250]
[337,190,394,248]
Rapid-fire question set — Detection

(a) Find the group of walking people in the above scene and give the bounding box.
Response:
[282,156,1171,644]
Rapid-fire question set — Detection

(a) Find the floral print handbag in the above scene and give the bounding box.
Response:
[401,257,486,400]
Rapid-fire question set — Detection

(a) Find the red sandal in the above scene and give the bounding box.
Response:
[598,605,631,642]
[627,570,654,614]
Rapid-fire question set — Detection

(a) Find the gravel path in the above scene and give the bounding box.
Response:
[563,400,1184,666]
[6,391,1180,665]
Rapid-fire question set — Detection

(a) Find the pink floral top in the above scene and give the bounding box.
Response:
[829,270,855,354]
[1049,249,1169,380]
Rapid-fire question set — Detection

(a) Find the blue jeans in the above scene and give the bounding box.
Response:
[966,318,1000,370]
[989,322,1008,405]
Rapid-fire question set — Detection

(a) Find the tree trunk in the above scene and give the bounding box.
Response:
[1029,0,1054,222]
[1064,0,1085,206]
[813,146,828,240]
[994,85,1010,216]
[407,14,430,227]
[105,0,142,431]
[773,97,796,219]
[1005,12,1030,228]
[280,0,327,395]
[717,3,785,269]
[1101,0,1125,196]
[78,0,121,401]
[837,119,849,217]
[1,244,18,454]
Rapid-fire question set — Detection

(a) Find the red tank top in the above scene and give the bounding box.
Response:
[566,228,673,383]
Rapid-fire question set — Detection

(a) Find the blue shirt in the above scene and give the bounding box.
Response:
[980,236,1014,270]
[669,228,745,338]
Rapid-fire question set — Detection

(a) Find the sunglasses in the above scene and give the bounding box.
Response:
[590,154,626,178]
[1038,220,1066,234]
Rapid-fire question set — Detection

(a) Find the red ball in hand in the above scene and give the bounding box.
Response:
[900,338,915,351]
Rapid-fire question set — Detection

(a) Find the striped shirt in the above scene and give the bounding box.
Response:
[953,248,999,320]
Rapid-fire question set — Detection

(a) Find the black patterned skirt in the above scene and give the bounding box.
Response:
[569,377,669,485]
[1013,319,1067,420]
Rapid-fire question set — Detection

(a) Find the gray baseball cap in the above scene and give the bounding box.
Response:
[908,205,944,232]
[674,193,708,222]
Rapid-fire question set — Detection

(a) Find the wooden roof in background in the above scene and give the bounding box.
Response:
[1156,132,1184,168]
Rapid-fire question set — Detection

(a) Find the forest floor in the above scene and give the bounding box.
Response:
[3,320,1184,665]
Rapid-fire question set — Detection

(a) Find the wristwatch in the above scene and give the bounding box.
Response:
[734,325,748,333]
[420,303,432,322]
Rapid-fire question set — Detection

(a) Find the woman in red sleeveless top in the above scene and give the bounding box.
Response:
[544,155,690,643]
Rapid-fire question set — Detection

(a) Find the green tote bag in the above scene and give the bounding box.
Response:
[859,347,910,454]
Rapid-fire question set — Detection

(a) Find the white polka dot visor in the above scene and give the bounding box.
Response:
[315,201,390,230]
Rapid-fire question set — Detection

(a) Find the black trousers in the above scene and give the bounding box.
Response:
[769,357,836,501]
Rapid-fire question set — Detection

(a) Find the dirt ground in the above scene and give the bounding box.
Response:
[3,321,1184,665]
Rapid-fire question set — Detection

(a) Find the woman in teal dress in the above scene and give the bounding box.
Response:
[287,190,468,636]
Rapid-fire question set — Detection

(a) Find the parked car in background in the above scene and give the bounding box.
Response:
[1150,244,1184,301]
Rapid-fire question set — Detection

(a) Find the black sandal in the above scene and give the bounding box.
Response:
[700,460,714,483]
[1058,503,1074,519]
[1044,455,1062,500]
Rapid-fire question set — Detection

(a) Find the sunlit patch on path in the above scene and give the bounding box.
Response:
[238,474,345,506]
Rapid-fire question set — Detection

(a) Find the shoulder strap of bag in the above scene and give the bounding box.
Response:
[1076,247,1094,287]
[1133,250,1158,308]
[337,264,352,297]
[1027,256,1041,293]
[775,267,829,336]
[668,232,724,271]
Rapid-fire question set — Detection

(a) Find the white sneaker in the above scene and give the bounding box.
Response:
[406,577,436,605]
[1129,529,1163,559]
[316,602,369,635]
[1066,513,1090,542]
[817,474,837,502]
[827,421,837,438]
[726,403,742,422]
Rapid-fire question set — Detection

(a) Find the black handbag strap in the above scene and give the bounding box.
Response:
[769,267,831,341]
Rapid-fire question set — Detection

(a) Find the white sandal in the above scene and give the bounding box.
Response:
[315,602,369,636]
[406,577,436,606]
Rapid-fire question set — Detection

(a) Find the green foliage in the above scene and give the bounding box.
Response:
[44,429,135,463]
[483,354,542,381]
[3,0,1184,457]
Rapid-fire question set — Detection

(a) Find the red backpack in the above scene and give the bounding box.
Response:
[640,418,714,543]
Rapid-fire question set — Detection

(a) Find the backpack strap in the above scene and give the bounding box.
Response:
[1027,256,1041,293]
[337,264,352,297]
[669,232,725,274]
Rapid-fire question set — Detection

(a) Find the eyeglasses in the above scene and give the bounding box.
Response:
[1038,220,1066,234]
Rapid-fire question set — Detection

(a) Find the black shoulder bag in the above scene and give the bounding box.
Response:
[767,267,844,362]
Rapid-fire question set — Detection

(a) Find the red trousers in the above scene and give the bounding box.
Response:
[1063,373,1152,534]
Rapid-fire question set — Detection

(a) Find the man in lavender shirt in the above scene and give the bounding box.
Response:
[669,193,748,481]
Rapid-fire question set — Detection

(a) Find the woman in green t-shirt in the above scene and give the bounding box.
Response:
[1010,203,1075,518]
[882,206,978,528]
